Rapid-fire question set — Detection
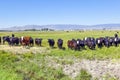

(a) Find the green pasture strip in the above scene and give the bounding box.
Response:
[0,30,119,47]
[0,51,70,80]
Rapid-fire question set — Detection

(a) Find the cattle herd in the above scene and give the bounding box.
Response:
[1,34,120,50]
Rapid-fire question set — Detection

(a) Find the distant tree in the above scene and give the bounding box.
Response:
[24,29,37,31]
[41,28,54,31]
[103,28,106,30]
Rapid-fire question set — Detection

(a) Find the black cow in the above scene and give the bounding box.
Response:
[76,39,85,50]
[113,37,119,47]
[76,39,81,50]
[108,37,114,46]
[3,36,10,45]
[57,39,63,49]
[29,37,34,47]
[104,37,110,48]
[79,39,85,49]
[96,37,104,48]
[3,36,19,46]
[35,38,42,46]
[0,37,1,44]
[85,37,96,50]
[117,38,120,44]
[10,37,19,46]
[48,39,55,48]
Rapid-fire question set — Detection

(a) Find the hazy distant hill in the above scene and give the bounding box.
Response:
[1,24,120,31]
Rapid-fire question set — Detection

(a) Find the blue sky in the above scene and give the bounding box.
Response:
[0,0,120,28]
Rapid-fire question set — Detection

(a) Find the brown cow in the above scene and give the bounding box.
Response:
[20,36,31,46]
[67,39,79,50]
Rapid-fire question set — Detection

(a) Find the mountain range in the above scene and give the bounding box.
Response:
[1,24,120,31]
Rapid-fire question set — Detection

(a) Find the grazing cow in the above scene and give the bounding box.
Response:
[9,37,19,46]
[20,36,31,46]
[48,39,55,48]
[117,38,120,44]
[76,39,85,49]
[104,37,110,48]
[87,41,96,50]
[2,36,19,46]
[29,37,34,46]
[67,40,73,49]
[83,37,92,45]
[113,37,119,47]
[0,37,1,44]
[3,34,19,46]
[113,34,119,47]
[35,38,42,46]
[96,37,104,48]
[57,39,63,49]
[76,39,85,50]
[85,37,96,50]
[76,39,81,50]
[67,39,80,50]
[3,36,10,45]
[108,37,114,46]
[72,39,80,50]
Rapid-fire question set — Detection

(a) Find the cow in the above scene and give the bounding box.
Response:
[3,36,10,45]
[113,37,119,47]
[29,37,34,47]
[67,40,73,49]
[67,39,80,50]
[104,37,110,48]
[2,36,19,46]
[20,36,31,46]
[77,39,85,49]
[117,38,120,44]
[57,38,63,49]
[48,39,55,48]
[9,37,19,46]
[96,37,104,48]
[108,37,114,46]
[85,37,96,50]
[35,38,42,46]
[0,36,1,44]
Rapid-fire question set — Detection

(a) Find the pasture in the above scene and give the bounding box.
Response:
[0,30,120,80]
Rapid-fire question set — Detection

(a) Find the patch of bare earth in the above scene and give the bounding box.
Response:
[63,59,120,79]
[46,57,120,79]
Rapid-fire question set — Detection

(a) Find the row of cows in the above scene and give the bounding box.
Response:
[68,34,120,50]
[1,34,120,50]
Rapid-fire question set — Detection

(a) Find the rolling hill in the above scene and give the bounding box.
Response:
[1,24,120,31]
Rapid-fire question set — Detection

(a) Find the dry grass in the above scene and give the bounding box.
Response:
[0,45,50,54]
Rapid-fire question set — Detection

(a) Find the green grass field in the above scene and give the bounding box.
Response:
[0,30,119,80]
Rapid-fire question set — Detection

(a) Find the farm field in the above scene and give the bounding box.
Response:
[0,30,120,80]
